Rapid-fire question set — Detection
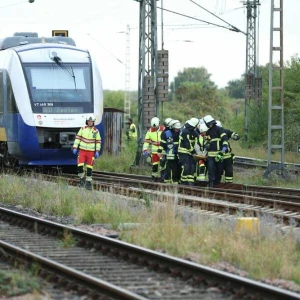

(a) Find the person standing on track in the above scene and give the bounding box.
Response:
[203,115,229,188]
[178,117,199,185]
[72,114,101,190]
[216,120,239,183]
[143,117,164,181]
[159,119,182,184]
[158,117,173,181]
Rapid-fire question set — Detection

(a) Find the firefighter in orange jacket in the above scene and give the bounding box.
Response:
[143,117,164,181]
[73,114,101,190]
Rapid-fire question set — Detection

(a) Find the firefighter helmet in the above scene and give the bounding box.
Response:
[164,117,173,127]
[187,117,199,128]
[86,114,96,122]
[171,120,182,129]
[198,118,204,126]
[203,115,216,127]
[199,123,209,133]
[151,117,160,127]
[216,120,222,127]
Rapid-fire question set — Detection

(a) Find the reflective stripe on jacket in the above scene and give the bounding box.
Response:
[129,123,137,139]
[73,126,101,152]
[178,124,198,155]
[205,125,228,157]
[143,125,164,153]
[160,129,180,160]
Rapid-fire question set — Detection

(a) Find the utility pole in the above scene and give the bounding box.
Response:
[243,0,262,141]
[133,0,158,166]
[264,0,284,178]
[124,25,131,123]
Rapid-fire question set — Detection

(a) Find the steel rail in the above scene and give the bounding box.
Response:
[0,207,299,299]
[0,240,145,300]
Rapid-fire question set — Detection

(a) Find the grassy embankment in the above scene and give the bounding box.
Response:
[0,139,299,293]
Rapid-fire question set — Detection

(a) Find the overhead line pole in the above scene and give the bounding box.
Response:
[243,0,261,141]
[133,0,158,166]
[264,0,285,178]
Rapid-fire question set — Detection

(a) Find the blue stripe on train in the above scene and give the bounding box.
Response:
[6,113,104,166]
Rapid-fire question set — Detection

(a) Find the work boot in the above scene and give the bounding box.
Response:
[151,176,158,182]
[78,178,85,188]
[85,181,92,190]
[209,181,214,188]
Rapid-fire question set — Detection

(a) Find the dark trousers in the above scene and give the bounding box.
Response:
[223,155,233,183]
[178,154,196,184]
[207,156,223,185]
[165,159,180,183]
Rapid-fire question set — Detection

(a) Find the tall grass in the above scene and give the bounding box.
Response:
[95,136,300,188]
[1,173,300,287]
[122,200,300,283]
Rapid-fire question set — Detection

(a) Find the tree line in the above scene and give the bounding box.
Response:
[104,54,300,152]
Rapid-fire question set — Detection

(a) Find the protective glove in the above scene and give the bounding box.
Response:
[231,153,236,164]
[143,150,149,157]
[95,151,100,159]
[215,151,224,162]
[221,146,228,153]
[72,148,78,155]
[232,133,239,141]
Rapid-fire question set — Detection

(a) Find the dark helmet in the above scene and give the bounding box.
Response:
[128,118,133,123]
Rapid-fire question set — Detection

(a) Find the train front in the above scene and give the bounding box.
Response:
[15,45,103,166]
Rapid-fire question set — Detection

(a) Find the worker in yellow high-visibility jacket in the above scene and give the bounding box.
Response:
[73,114,101,190]
[143,117,164,181]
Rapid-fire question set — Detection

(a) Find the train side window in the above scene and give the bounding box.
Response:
[6,73,18,113]
[0,70,3,113]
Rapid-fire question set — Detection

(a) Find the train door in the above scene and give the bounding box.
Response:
[0,70,19,167]
[0,70,7,166]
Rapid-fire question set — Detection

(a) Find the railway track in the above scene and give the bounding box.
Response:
[234,156,300,173]
[0,207,299,299]
[62,171,300,228]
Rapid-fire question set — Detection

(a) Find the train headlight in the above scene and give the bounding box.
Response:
[60,134,67,142]
[59,132,76,145]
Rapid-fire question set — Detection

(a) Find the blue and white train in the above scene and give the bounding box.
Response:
[0,32,104,168]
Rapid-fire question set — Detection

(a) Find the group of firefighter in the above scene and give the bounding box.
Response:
[142,115,239,188]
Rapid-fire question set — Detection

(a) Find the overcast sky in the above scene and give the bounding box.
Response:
[0,0,299,91]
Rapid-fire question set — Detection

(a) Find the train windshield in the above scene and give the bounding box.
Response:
[24,63,93,114]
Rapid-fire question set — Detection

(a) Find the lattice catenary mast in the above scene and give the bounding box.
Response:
[243,0,262,141]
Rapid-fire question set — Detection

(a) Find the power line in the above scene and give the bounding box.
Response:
[156,5,245,34]
[189,0,246,35]
[87,33,125,66]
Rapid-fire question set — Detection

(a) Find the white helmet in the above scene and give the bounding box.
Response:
[199,123,209,133]
[151,117,160,127]
[198,118,204,126]
[171,120,182,129]
[187,117,199,128]
[86,114,96,122]
[216,120,222,127]
[203,115,216,126]
[164,117,173,127]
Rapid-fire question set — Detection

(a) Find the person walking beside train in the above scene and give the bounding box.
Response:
[178,117,199,185]
[203,115,229,188]
[143,117,164,182]
[72,114,101,190]
[216,120,239,183]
